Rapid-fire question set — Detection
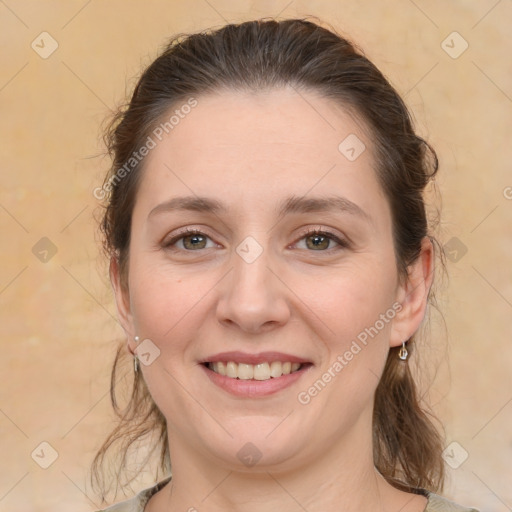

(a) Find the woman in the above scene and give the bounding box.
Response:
[91,18,479,512]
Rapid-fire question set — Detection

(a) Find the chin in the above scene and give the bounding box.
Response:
[194,421,309,472]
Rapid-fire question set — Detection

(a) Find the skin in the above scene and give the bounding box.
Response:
[110,87,434,512]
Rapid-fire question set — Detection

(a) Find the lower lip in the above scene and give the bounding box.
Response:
[201,364,311,397]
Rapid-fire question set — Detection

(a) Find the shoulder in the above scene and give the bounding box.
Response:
[95,494,142,512]
[425,492,480,512]
[95,476,172,512]
[94,479,479,512]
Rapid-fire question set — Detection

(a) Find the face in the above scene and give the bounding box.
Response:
[112,87,431,472]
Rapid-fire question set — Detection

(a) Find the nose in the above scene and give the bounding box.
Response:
[215,241,291,334]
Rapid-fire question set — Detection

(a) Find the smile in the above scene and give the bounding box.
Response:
[200,351,313,397]
[207,361,303,380]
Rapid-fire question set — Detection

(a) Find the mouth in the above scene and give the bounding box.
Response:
[203,360,308,380]
[200,352,313,397]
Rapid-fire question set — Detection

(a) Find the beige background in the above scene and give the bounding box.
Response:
[1,1,511,511]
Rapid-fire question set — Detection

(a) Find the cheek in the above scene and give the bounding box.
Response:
[127,263,213,411]
[301,264,397,403]
[128,261,214,351]
[310,261,397,346]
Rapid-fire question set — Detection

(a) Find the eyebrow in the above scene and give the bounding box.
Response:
[148,195,371,222]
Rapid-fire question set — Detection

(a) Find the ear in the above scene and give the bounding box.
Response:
[110,256,136,354]
[390,237,434,348]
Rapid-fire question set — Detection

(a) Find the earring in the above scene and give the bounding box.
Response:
[398,341,408,361]
[134,336,140,373]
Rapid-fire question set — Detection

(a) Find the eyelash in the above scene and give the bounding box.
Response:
[162,227,350,253]
[162,228,215,251]
[298,227,350,250]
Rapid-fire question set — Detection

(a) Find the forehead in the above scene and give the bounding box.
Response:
[135,87,388,221]
[151,88,368,165]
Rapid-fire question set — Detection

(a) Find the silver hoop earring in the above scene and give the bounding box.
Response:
[398,341,408,361]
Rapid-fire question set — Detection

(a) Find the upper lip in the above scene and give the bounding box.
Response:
[201,351,312,365]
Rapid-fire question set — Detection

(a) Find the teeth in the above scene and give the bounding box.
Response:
[253,362,270,380]
[237,363,253,380]
[217,361,226,376]
[226,361,237,378]
[270,361,283,378]
[208,361,303,380]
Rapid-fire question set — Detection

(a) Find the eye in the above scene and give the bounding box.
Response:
[163,228,216,251]
[162,227,350,253]
[294,228,349,251]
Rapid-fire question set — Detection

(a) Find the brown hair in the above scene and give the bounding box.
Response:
[91,17,445,501]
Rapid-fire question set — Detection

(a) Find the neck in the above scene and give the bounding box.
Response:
[147,411,409,512]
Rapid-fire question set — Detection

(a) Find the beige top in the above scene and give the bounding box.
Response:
[96,477,480,512]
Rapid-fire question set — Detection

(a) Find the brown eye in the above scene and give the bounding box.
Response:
[181,233,208,250]
[296,229,348,252]
[305,233,331,250]
[164,230,214,251]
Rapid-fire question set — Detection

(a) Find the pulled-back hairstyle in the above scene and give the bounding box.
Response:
[91,17,445,501]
